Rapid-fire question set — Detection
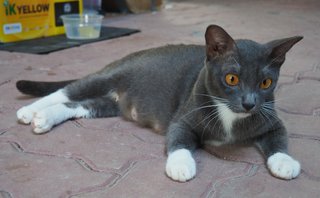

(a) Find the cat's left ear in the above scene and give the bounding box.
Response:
[266,36,303,65]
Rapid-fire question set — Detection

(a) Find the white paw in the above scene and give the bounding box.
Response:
[17,106,36,124]
[32,111,54,134]
[166,149,196,182]
[267,152,301,180]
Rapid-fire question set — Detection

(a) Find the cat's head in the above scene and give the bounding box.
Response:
[204,25,303,115]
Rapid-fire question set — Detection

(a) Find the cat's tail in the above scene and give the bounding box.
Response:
[16,80,76,97]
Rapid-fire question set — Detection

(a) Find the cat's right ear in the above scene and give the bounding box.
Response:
[205,25,235,60]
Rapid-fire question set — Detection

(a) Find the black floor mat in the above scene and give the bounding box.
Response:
[0,26,140,54]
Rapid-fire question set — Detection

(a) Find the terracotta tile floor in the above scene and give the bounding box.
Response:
[1,0,319,197]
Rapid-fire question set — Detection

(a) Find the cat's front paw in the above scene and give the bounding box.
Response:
[32,111,54,134]
[267,152,300,180]
[166,149,196,182]
[17,106,36,124]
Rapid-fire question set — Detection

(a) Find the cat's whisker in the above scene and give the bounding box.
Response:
[180,96,227,121]
[259,108,273,126]
[194,93,228,103]
[191,100,228,136]
[225,103,238,111]
[181,102,218,121]
[209,115,223,137]
[263,104,275,111]
[259,103,280,126]
[200,110,221,140]
[194,108,220,129]
[209,111,223,133]
[266,109,279,120]
[265,97,290,104]
[263,103,279,115]
[198,101,241,140]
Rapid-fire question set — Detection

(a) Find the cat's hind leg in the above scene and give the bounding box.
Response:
[17,74,118,125]
[17,89,69,124]
[32,97,119,133]
[32,103,89,133]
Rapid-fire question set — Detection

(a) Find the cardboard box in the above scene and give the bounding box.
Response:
[1,0,83,43]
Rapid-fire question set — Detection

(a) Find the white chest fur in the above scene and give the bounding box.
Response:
[207,101,250,145]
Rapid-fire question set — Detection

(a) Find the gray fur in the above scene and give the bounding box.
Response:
[17,25,303,168]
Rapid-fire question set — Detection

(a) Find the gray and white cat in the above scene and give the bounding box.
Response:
[16,25,303,182]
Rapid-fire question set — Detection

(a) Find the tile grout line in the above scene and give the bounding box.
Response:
[200,163,257,198]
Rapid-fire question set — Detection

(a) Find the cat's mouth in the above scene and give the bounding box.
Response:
[230,105,259,116]
[233,111,251,118]
[229,108,252,119]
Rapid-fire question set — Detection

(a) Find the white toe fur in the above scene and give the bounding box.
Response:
[17,89,69,126]
[32,111,53,134]
[166,149,196,182]
[267,152,301,180]
[17,106,36,124]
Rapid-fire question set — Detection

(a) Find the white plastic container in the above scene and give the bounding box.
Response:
[61,14,103,40]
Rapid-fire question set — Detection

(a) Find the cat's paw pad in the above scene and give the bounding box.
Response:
[17,106,35,124]
[166,149,196,182]
[267,152,300,180]
[32,111,53,134]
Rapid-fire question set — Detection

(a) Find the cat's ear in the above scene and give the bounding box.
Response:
[205,25,235,60]
[267,36,303,65]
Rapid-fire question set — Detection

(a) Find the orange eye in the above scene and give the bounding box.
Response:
[225,74,239,86]
[260,78,272,89]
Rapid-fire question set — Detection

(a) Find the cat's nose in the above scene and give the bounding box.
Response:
[242,102,255,111]
[242,94,256,111]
